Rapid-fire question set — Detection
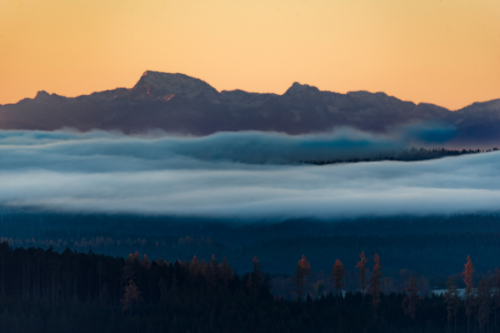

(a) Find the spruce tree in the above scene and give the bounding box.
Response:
[491,268,500,328]
[369,254,382,308]
[476,276,491,333]
[445,276,460,333]
[402,274,419,320]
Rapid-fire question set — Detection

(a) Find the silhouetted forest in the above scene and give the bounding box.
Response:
[300,147,497,165]
[3,212,500,289]
[1,242,500,333]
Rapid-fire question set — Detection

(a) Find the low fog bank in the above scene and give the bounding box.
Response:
[0,123,463,167]
[0,129,499,218]
[0,128,405,168]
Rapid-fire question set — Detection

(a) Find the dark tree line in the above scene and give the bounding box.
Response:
[300,147,495,165]
[0,242,265,306]
[1,242,500,332]
[5,213,500,282]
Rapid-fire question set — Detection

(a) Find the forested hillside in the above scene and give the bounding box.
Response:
[2,212,500,287]
[0,242,499,333]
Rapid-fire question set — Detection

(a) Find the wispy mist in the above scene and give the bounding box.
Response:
[0,128,498,218]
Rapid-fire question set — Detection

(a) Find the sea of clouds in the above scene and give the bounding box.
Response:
[0,129,499,218]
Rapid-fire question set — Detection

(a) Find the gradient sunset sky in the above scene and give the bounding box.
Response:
[1,0,499,110]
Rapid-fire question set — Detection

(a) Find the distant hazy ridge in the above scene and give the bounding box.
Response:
[1,71,499,145]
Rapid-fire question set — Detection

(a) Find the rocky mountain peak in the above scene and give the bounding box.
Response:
[34,91,51,100]
[130,71,220,102]
[284,82,320,96]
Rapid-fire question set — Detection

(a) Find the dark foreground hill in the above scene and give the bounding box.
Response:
[1,71,499,145]
[1,212,499,332]
[0,241,490,333]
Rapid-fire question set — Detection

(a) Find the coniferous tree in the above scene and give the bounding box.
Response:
[293,255,311,301]
[462,255,476,333]
[0,241,7,297]
[221,256,233,287]
[476,276,491,333]
[356,251,368,305]
[445,276,460,333]
[369,254,382,308]
[247,256,264,298]
[121,260,136,289]
[402,274,419,320]
[96,260,105,298]
[140,254,150,268]
[331,259,346,299]
[189,255,202,278]
[99,282,109,307]
[121,279,143,317]
[206,254,219,288]
[491,268,500,329]
[5,240,500,332]
[158,276,167,302]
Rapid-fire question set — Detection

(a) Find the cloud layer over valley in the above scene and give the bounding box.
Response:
[0,129,499,219]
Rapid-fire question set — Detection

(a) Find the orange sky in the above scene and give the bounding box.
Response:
[0,0,499,110]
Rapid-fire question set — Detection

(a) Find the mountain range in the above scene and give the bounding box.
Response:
[1,71,499,144]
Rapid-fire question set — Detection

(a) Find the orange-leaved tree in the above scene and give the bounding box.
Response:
[331,259,346,299]
[293,255,311,301]
[356,251,368,305]
[121,279,143,317]
[462,255,475,333]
